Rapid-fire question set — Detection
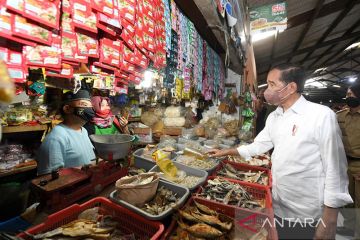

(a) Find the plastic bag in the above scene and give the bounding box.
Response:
[182,128,194,140]
[152,150,178,178]
[238,129,253,142]
[163,117,185,127]
[224,120,239,136]
[141,111,160,127]
[194,125,205,137]
[164,106,182,118]
[115,172,159,207]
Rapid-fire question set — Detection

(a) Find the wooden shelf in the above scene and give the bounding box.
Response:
[0,161,37,178]
[128,117,141,122]
[2,125,48,133]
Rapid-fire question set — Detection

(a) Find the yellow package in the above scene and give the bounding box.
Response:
[152,150,178,178]
[0,60,15,103]
[175,78,183,100]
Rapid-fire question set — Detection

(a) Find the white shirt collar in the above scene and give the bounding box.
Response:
[275,95,307,116]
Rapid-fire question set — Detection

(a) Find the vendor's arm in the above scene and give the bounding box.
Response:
[37,138,65,175]
[208,114,274,158]
[315,109,353,239]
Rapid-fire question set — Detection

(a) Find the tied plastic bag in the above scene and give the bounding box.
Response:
[115,172,159,207]
[0,61,15,104]
[152,150,178,179]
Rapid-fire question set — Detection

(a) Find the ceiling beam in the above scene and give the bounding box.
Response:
[258,49,360,79]
[319,36,360,68]
[288,0,360,29]
[353,58,360,65]
[256,30,360,67]
[300,0,357,64]
[307,16,360,67]
[287,0,325,63]
[317,51,360,69]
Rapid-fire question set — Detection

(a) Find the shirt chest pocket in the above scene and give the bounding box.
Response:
[284,118,316,145]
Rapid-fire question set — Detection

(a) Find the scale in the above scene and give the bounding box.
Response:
[31,134,135,213]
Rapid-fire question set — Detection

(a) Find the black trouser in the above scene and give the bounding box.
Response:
[275,216,316,240]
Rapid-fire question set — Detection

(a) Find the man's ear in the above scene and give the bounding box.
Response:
[290,82,298,93]
[63,104,72,114]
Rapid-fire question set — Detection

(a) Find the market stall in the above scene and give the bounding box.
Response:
[0,0,278,239]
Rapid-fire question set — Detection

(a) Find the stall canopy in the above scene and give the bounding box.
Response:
[250,0,360,103]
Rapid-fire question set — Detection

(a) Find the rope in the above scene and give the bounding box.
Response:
[208,24,231,67]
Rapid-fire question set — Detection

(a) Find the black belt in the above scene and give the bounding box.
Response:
[347,156,360,160]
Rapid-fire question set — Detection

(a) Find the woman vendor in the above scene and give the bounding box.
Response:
[84,96,130,135]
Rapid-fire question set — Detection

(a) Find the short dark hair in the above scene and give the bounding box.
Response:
[349,83,360,98]
[270,63,306,93]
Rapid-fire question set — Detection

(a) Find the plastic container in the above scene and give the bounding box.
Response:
[161,196,277,240]
[174,155,220,174]
[133,148,177,171]
[212,161,272,188]
[149,161,208,191]
[196,176,272,212]
[203,139,220,149]
[219,143,231,149]
[110,180,190,221]
[221,138,236,146]
[17,197,164,240]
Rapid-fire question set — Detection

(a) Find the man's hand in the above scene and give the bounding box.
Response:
[314,206,338,240]
[206,148,239,157]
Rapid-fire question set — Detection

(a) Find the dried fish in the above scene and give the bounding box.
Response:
[170,201,233,239]
[162,171,202,189]
[141,186,179,215]
[177,221,224,238]
[176,155,218,170]
[217,164,269,185]
[197,177,265,210]
[125,175,154,185]
[32,209,140,240]
[194,201,218,216]
[227,154,271,168]
[127,167,146,176]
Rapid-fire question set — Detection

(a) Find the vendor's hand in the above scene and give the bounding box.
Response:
[207,148,240,158]
[207,149,227,157]
[314,206,338,240]
[119,116,128,127]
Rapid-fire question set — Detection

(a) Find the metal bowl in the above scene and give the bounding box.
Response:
[90,134,135,160]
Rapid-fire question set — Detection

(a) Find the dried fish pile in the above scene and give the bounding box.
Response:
[176,155,217,170]
[163,174,202,189]
[127,167,146,176]
[197,177,265,210]
[30,208,138,240]
[218,163,269,185]
[141,186,179,215]
[170,201,233,239]
[227,154,271,168]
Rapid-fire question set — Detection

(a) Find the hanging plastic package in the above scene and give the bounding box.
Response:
[152,150,178,179]
[0,61,15,141]
[225,1,237,27]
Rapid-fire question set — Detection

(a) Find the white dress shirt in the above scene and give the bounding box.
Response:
[237,95,353,221]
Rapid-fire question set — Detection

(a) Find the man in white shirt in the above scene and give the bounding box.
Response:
[209,64,352,239]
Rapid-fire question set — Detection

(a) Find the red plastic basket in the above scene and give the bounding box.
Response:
[212,161,272,188]
[196,176,273,212]
[17,197,164,240]
[162,196,278,240]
